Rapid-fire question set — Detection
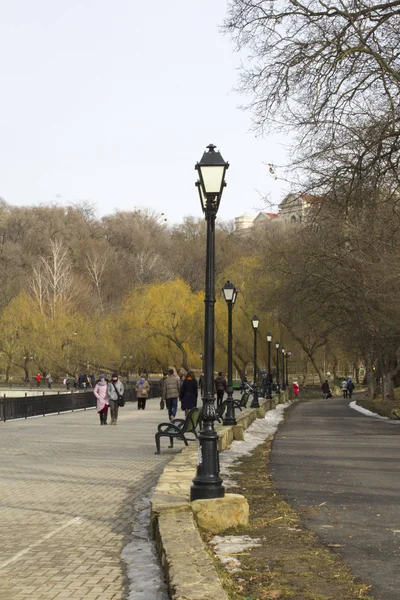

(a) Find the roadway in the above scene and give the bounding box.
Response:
[271,396,400,600]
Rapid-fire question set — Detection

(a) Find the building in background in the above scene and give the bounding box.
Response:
[277,193,313,225]
[253,211,279,229]
[234,193,315,233]
[234,213,256,233]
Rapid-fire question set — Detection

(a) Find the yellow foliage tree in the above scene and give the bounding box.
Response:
[0,290,122,381]
[216,256,280,377]
[120,279,203,372]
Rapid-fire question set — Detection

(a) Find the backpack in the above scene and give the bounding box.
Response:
[137,381,149,397]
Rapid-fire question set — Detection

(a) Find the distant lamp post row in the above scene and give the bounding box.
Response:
[265,333,284,396]
[247,323,291,397]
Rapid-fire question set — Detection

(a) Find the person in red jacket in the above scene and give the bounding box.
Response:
[292,381,299,398]
[36,373,41,388]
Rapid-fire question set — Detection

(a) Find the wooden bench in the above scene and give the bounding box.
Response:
[155,407,201,454]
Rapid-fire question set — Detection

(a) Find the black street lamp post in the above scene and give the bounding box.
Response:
[275,341,280,394]
[222,280,237,426]
[266,332,272,399]
[281,348,286,391]
[286,350,291,387]
[250,315,260,408]
[190,144,229,502]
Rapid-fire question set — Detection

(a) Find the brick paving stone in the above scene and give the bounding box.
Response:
[0,400,177,599]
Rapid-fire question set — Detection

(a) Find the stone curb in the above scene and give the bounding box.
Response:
[151,393,288,599]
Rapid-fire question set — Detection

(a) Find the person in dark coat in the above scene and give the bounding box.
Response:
[179,371,198,417]
[214,371,227,408]
[347,378,355,399]
[322,379,330,399]
[198,372,204,396]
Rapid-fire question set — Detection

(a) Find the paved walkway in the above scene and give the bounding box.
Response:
[270,396,400,600]
[0,401,177,599]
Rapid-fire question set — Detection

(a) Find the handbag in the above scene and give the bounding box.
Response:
[112,381,125,407]
[160,399,164,410]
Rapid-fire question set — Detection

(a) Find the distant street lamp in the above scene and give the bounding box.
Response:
[190,144,229,502]
[286,350,291,387]
[250,315,260,408]
[122,355,132,379]
[275,341,280,394]
[266,332,272,399]
[281,348,286,391]
[222,280,237,426]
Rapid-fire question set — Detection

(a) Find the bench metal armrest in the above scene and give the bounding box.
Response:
[157,423,182,434]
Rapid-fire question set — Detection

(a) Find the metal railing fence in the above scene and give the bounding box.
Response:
[0,381,162,422]
[0,391,95,422]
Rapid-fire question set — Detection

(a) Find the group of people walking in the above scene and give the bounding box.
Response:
[159,369,199,420]
[35,373,53,388]
[92,368,357,426]
[93,373,125,425]
[158,369,229,421]
[94,372,154,424]
[341,377,355,399]
[322,377,355,399]
[34,373,97,389]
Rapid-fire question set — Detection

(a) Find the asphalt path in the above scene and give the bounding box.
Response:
[270,396,400,600]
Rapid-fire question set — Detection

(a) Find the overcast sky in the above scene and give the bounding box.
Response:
[0,0,290,224]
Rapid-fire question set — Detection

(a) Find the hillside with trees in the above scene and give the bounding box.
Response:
[0,191,397,403]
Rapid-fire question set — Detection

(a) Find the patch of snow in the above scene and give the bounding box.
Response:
[209,402,291,573]
[209,535,262,572]
[220,402,291,486]
[349,401,400,424]
[121,496,169,600]
[349,401,388,420]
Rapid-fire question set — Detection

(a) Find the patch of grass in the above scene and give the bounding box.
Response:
[206,438,375,600]
[354,389,400,419]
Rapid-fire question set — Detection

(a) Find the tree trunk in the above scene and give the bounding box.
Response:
[332,355,338,382]
[162,335,189,373]
[233,358,246,379]
[365,356,377,399]
[281,323,325,383]
[309,354,324,384]
[5,358,11,383]
[353,362,360,384]
[381,369,395,401]
[300,358,308,386]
